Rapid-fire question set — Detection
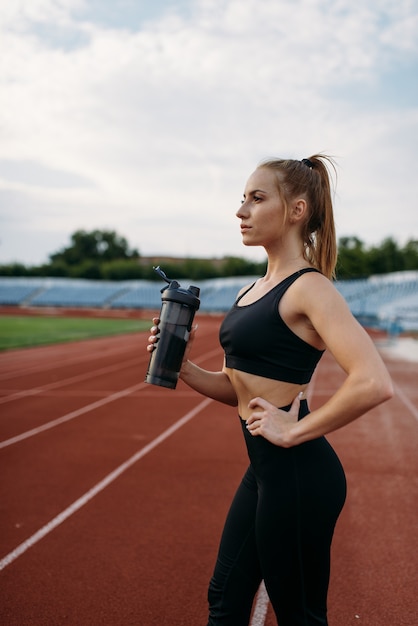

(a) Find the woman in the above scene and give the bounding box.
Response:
[147,155,393,625]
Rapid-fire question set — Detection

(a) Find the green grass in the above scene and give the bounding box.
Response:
[0,315,151,351]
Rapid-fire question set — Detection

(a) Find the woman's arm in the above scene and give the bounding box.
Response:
[180,360,238,406]
[246,274,393,446]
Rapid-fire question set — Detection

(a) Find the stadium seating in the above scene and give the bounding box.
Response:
[110,283,162,309]
[30,284,127,308]
[0,272,417,331]
[334,274,418,332]
[0,283,44,306]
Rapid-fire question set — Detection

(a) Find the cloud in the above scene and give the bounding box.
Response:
[0,159,94,188]
[0,0,417,264]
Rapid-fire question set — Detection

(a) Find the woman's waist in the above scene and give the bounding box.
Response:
[237,401,341,478]
[239,398,310,423]
[239,400,311,471]
[226,367,309,421]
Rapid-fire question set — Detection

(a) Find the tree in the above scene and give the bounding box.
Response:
[221,256,266,277]
[1,232,416,280]
[102,259,144,280]
[49,230,140,266]
[368,237,404,274]
[70,260,102,280]
[336,237,369,279]
[402,239,418,270]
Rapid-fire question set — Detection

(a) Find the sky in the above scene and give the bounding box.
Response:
[1,0,417,266]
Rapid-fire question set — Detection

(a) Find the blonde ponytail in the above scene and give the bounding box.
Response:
[259,154,338,280]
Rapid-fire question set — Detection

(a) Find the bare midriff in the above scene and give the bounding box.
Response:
[224,366,309,421]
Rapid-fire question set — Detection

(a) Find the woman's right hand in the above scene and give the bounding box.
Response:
[146,317,160,353]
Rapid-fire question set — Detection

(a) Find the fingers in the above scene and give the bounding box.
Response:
[245,415,259,427]
[147,318,160,352]
[150,318,160,338]
[246,391,304,426]
[147,335,158,352]
[248,392,303,414]
[248,396,269,411]
[245,410,264,428]
[245,392,303,447]
[246,397,271,428]
[147,317,198,356]
[290,391,303,415]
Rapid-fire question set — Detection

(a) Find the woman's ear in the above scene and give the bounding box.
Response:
[289,198,307,223]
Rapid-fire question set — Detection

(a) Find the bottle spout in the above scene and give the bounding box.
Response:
[153,266,180,292]
[153,266,171,284]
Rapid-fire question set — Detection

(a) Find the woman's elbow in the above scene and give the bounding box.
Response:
[371,373,394,405]
[382,378,394,403]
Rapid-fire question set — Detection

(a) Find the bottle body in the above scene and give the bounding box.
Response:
[145,277,200,389]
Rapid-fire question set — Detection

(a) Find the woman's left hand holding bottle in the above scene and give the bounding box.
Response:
[146,317,197,364]
[147,317,160,353]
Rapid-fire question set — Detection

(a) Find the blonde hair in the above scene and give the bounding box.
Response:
[259,154,337,280]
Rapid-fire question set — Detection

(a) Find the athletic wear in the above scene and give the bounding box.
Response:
[207,402,347,626]
[208,270,347,625]
[219,269,324,384]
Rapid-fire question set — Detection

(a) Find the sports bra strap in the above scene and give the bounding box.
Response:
[235,282,256,304]
[235,268,320,305]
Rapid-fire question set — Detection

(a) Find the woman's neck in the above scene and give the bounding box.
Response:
[262,248,309,283]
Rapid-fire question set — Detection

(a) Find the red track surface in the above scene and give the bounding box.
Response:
[0,315,417,625]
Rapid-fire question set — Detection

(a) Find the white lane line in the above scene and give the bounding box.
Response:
[0,355,144,405]
[0,340,144,381]
[394,382,418,421]
[0,397,213,571]
[0,382,148,449]
[0,325,216,382]
[0,347,222,449]
[250,582,269,625]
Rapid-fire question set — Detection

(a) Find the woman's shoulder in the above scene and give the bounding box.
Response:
[285,268,345,306]
[289,269,349,315]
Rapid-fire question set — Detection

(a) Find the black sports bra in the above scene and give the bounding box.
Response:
[219,268,324,384]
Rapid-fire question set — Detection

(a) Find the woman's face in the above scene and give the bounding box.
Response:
[236,167,287,249]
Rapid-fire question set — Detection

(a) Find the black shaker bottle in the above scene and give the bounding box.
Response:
[145,266,200,389]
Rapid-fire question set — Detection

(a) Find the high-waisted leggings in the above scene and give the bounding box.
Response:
[207,400,347,626]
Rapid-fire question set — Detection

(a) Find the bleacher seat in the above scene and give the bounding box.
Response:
[0,272,417,330]
[110,283,161,309]
[31,284,127,308]
[0,284,43,305]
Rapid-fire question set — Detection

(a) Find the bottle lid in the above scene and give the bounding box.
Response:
[162,282,200,309]
[154,266,200,309]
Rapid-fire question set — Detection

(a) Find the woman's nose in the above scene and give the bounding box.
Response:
[236,201,247,218]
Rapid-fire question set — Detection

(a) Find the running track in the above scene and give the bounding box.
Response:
[0,315,417,625]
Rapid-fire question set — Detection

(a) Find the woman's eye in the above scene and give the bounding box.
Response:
[254,195,261,202]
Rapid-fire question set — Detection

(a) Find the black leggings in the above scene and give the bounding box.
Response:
[207,400,347,626]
